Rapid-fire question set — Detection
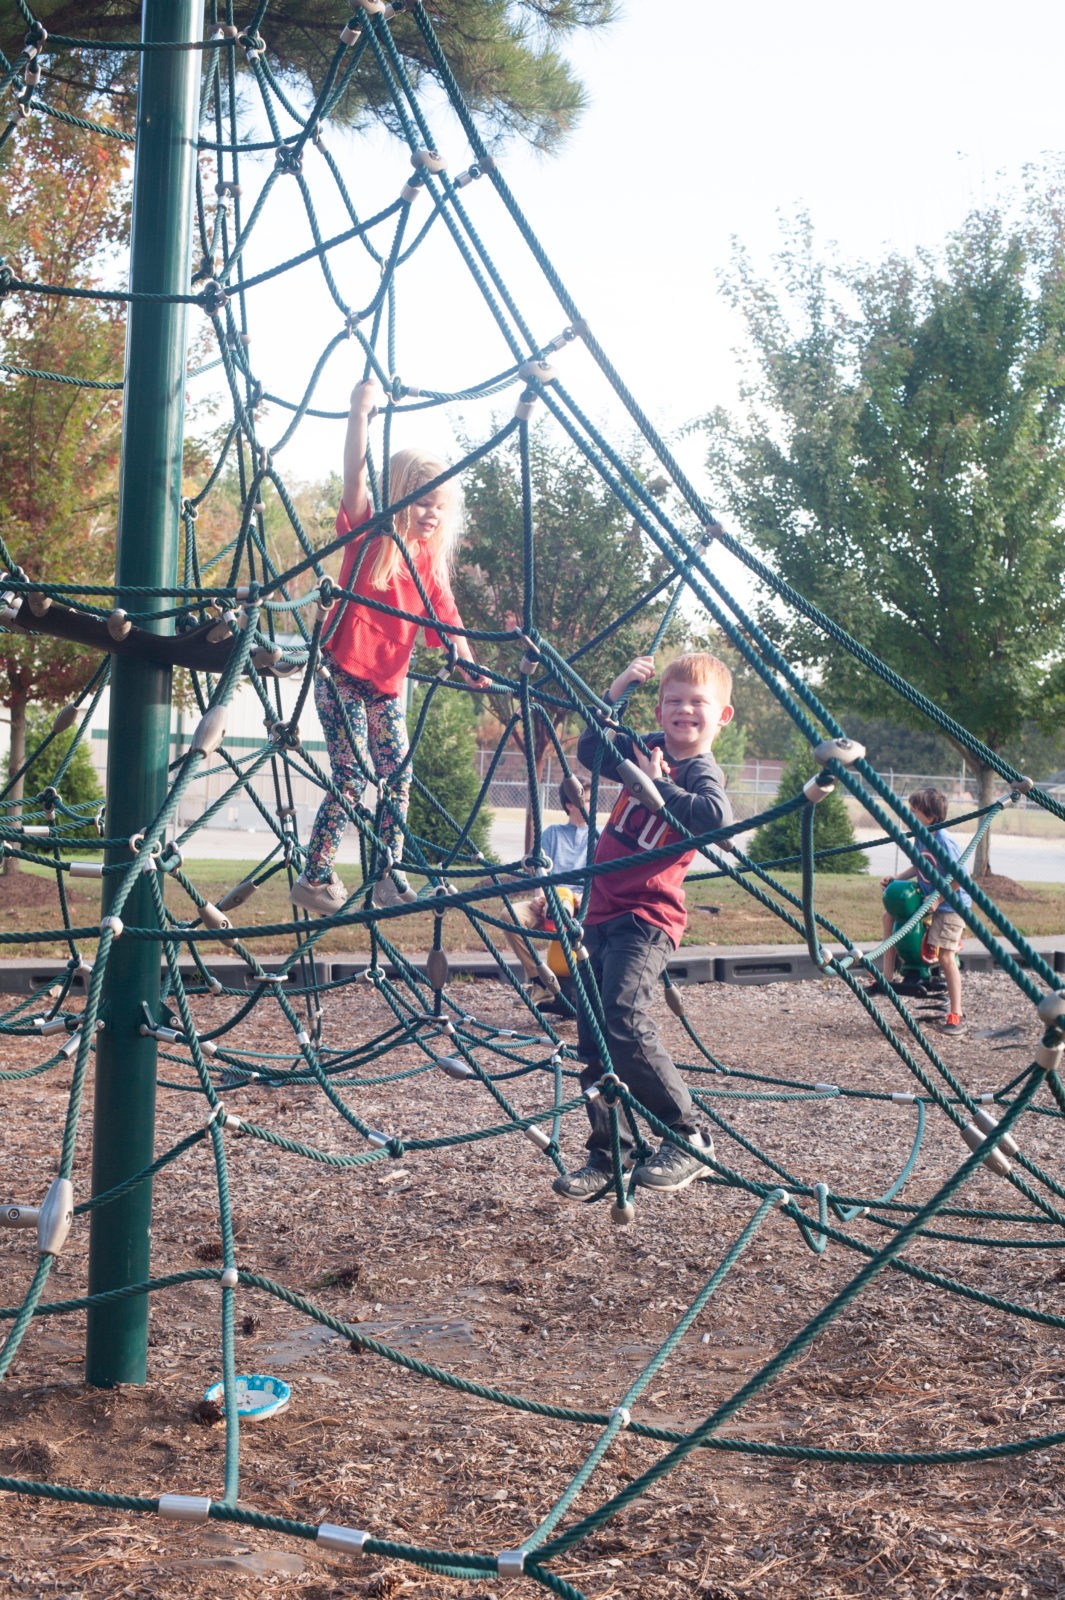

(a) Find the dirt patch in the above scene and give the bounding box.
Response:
[971,871,1042,903]
[1,968,1063,1599]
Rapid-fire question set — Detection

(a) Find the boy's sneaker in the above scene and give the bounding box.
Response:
[552,1157,631,1204]
[371,872,417,909]
[290,871,347,917]
[635,1130,715,1192]
[937,1012,965,1035]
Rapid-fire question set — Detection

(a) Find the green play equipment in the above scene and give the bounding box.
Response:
[882,878,933,982]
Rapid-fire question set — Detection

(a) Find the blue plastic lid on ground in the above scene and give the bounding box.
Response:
[203,1374,291,1420]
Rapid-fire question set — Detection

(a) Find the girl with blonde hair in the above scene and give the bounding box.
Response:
[291,377,487,915]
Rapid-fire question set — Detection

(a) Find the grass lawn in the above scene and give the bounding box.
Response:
[0,859,1059,962]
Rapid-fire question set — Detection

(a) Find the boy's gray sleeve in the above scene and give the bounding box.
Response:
[655,759,733,835]
[576,721,632,780]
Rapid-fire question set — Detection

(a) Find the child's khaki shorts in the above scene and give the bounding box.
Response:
[928,908,965,954]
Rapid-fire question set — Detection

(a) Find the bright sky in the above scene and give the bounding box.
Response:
[222,0,1065,518]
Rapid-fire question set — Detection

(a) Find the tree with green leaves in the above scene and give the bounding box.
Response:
[0,96,129,868]
[4,706,104,840]
[453,422,687,836]
[747,735,865,875]
[702,194,1065,875]
[8,0,617,152]
[407,681,492,862]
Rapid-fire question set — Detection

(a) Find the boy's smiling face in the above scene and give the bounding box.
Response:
[655,677,734,761]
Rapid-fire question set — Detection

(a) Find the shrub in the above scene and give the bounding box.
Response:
[747,735,866,874]
[407,684,493,864]
[6,708,104,840]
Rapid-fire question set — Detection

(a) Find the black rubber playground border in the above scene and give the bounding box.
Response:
[0,937,1061,996]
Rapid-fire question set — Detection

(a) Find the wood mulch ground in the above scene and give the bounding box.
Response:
[1,965,1063,1599]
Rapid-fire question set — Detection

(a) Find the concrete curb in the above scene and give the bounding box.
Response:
[2,937,1061,995]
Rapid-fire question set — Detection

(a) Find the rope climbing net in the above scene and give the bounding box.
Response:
[2,6,1065,1596]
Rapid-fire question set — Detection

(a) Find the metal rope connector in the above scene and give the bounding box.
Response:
[37,1177,74,1256]
[437,1056,476,1080]
[200,279,228,315]
[317,1523,370,1554]
[518,356,557,385]
[961,1109,1019,1177]
[813,736,866,767]
[802,770,836,803]
[453,156,496,188]
[159,1495,212,1523]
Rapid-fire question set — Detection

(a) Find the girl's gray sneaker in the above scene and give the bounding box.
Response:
[371,872,417,908]
[290,871,347,917]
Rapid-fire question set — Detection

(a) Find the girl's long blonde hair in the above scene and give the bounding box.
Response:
[366,448,462,591]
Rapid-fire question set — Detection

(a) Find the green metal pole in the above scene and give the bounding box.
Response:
[86,1,203,1387]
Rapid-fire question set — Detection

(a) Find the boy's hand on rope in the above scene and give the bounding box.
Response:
[608,653,655,703]
[633,742,667,781]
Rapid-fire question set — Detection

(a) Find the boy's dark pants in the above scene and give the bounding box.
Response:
[576,912,702,1160]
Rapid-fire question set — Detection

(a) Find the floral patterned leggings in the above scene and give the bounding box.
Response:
[305,665,411,884]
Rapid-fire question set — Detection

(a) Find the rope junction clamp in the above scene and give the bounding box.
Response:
[498,1550,526,1578]
[616,758,665,813]
[1037,992,1065,1026]
[518,357,558,385]
[559,772,585,807]
[426,949,449,989]
[813,736,866,766]
[107,608,131,641]
[523,1125,551,1152]
[961,1110,1019,1177]
[190,705,227,757]
[200,279,228,315]
[37,1177,74,1256]
[437,1056,476,1080]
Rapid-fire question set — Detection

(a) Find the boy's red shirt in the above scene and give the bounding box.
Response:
[577,726,732,948]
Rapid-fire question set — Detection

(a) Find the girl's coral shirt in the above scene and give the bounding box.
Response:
[324,504,465,696]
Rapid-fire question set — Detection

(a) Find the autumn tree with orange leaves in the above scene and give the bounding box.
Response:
[0,101,129,867]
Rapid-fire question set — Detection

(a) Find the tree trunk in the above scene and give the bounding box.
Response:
[3,692,27,877]
[524,730,555,855]
[973,761,997,878]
